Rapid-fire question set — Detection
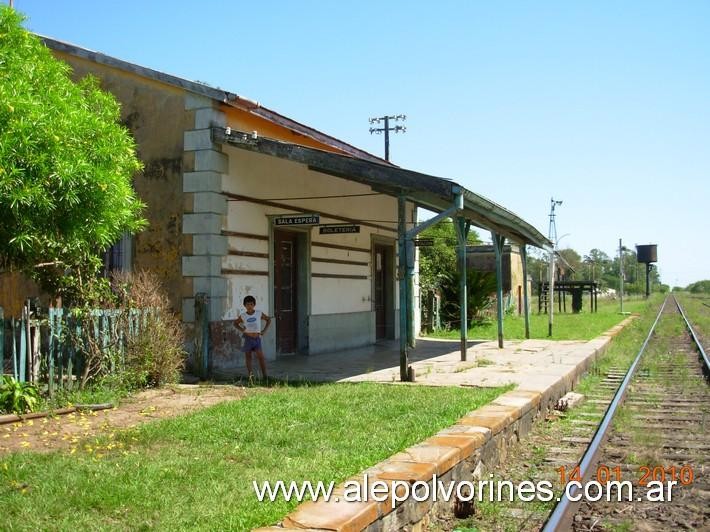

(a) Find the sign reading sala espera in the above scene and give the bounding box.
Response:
[319,225,360,235]
[274,214,320,226]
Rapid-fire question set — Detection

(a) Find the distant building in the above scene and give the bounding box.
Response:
[466,244,529,314]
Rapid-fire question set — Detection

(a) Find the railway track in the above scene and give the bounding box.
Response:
[441,295,708,531]
[545,295,709,531]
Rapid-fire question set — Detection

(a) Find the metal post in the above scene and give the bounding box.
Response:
[547,198,562,336]
[406,237,416,349]
[548,248,555,337]
[619,239,624,314]
[645,263,651,298]
[493,233,505,348]
[456,218,469,361]
[521,245,530,339]
[398,196,409,380]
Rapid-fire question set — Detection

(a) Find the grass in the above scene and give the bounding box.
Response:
[675,292,710,341]
[425,295,656,341]
[1,381,510,530]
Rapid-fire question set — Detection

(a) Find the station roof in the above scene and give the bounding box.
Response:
[41,35,551,249]
[214,129,551,249]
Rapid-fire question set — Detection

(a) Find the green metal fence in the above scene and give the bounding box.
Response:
[1,301,151,395]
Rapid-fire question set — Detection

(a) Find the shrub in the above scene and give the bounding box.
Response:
[112,271,185,388]
[0,376,40,414]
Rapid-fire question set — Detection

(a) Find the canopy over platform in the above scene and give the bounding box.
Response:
[215,128,551,381]
[212,128,551,250]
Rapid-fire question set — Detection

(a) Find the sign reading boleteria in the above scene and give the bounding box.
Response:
[274,214,320,226]
[319,225,360,234]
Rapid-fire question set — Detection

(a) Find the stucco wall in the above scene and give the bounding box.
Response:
[220,146,410,358]
[52,52,190,315]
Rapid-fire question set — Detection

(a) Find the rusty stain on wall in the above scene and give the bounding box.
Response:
[209,320,243,366]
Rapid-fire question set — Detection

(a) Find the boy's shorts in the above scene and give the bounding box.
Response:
[242,335,262,353]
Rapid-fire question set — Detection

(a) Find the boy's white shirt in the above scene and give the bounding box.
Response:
[239,309,263,333]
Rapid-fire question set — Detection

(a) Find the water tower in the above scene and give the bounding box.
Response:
[635,244,657,298]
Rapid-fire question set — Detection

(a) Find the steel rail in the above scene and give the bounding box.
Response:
[542,296,669,532]
[674,295,710,374]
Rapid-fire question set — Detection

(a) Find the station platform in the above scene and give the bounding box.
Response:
[225,321,630,396]
[254,319,634,532]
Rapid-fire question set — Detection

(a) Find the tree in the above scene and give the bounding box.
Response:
[687,280,710,294]
[582,248,611,286]
[418,219,479,293]
[557,248,581,280]
[417,220,501,328]
[0,7,146,300]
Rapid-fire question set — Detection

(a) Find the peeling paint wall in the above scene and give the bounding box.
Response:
[50,53,191,315]
[221,146,411,360]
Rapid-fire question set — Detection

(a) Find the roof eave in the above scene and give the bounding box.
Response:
[215,128,550,249]
[39,35,386,163]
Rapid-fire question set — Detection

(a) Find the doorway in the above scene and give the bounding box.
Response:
[373,243,394,340]
[274,230,298,354]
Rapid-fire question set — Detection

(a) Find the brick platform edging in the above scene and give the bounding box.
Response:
[255,317,635,532]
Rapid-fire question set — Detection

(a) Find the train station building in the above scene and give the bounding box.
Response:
[2,36,551,378]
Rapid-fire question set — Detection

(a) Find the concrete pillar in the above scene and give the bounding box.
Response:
[181,95,228,324]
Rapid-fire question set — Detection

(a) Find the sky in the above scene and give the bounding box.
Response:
[6,0,709,287]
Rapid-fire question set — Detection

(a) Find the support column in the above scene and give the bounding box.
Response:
[548,247,555,336]
[182,94,228,363]
[492,233,506,348]
[406,236,416,349]
[521,244,531,339]
[398,196,409,381]
[455,218,470,361]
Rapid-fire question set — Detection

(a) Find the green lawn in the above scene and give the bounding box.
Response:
[1,382,509,530]
[425,295,659,341]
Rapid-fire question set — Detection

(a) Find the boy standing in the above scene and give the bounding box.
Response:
[235,295,272,380]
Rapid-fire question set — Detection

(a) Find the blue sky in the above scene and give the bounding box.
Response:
[9,0,709,287]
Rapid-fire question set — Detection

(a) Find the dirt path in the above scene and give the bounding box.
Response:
[1,384,248,454]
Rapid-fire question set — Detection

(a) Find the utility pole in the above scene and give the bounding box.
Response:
[547,198,562,336]
[369,114,406,161]
[619,238,627,314]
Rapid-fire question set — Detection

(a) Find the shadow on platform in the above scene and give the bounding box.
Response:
[214,338,485,383]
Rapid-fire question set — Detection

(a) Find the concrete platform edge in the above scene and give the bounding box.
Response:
[256,317,636,531]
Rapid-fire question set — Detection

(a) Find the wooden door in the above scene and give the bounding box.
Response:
[374,245,387,340]
[274,230,298,353]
